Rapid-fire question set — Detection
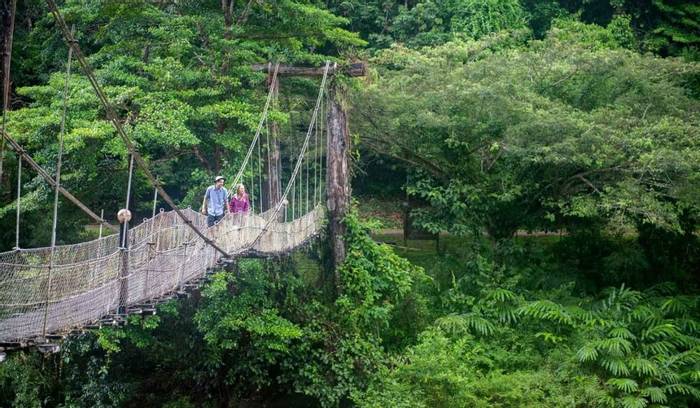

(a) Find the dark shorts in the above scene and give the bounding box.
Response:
[207,214,224,227]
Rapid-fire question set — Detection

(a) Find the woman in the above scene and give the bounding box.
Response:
[229,183,250,214]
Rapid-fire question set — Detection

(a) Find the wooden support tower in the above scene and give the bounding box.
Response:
[253,62,366,277]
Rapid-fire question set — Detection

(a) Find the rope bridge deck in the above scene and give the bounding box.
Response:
[0,205,325,343]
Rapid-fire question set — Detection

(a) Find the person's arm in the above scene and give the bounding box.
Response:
[244,195,250,213]
[201,187,210,215]
[225,189,231,213]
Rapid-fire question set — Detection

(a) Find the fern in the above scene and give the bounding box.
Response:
[460,313,496,336]
[500,309,519,324]
[518,300,574,326]
[676,318,699,334]
[642,340,673,355]
[618,395,648,408]
[690,370,700,382]
[436,313,496,336]
[597,337,633,356]
[515,288,699,406]
[628,357,659,376]
[606,377,639,393]
[630,305,656,323]
[664,349,700,369]
[663,383,700,398]
[602,284,642,312]
[660,296,695,315]
[609,326,636,340]
[486,288,517,303]
[600,356,631,376]
[645,282,679,296]
[435,314,470,335]
[642,323,680,341]
[640,387,667,404]
[577,343,599,362]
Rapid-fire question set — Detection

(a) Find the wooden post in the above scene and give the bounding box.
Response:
[326,84,351,276]
[118,235,129,313]
[117,209,132,314]
[264,71,281,212]
[177,242,189,291]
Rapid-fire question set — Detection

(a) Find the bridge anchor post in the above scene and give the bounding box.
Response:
[117,209,132,314]
[326,83,351,282]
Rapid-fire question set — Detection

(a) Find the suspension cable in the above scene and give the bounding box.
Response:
[320,91,333,200]
[320,93,326,203]
[122,154,135,247]
[305,125,309,215]
[151,186,158,218]
[148,185,158,238]
[314,98,319,204]
[98,210,104,238]
[265,116,271,210]
[257,131,262,212]
[277,129,282,206]
[247,62,330,251]
[249,159,254,214]
[14,156,21,249]
[46,0,228,256]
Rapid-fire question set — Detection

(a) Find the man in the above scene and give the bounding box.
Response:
[202,176,229,227]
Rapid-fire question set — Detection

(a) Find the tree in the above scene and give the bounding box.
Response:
[352,24,700,247]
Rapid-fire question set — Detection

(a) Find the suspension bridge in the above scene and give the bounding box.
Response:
[0,1,359,353]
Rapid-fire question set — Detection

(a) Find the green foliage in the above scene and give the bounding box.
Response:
[354,23,700,252]
[517,284,700,407]
[2,2,699,408]
[337,209,427,333]
[391,0,528,46]
[646,0,700,56]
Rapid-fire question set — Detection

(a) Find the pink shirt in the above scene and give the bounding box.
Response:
[229,193,250,213]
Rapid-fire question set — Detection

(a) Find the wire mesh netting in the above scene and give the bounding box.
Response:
[0,205,324,342]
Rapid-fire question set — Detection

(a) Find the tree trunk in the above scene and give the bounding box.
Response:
[0,0,17,186]
[326,84,351,281]
[1,0,16,111]
[220,0,234,74]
